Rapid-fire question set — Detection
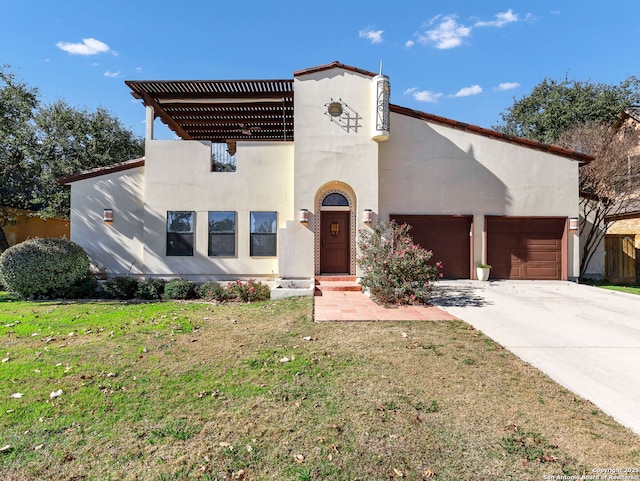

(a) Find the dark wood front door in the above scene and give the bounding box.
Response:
[321,211,350,273]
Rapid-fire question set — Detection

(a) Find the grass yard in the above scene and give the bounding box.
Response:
[0,292,638,480]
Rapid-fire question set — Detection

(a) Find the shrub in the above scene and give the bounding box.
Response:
[0,238,95,299]
[357,221,441,305]
[101,276,140,300]
[163,279,198,300]
[226,279,271,302]
[197,281,228,302]
[137,278,167,300]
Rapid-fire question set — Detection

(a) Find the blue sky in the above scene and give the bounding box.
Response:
[2,0,639,141]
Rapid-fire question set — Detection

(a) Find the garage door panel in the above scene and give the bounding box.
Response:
[487,217,565,280]
[391,215,472,278]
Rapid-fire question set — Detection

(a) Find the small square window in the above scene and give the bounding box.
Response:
[167,211,194,256]
[250,211,277,256]
[208,211,236,256]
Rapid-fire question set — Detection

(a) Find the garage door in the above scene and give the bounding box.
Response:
[487,217,565,280]
[391,215,472,278]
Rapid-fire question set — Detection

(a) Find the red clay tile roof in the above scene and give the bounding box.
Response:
[57,158,145,185]
[293,61,378,78]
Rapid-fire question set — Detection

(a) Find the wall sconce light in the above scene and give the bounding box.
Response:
[569,217,579,230]
[299,208,310,223]
[363,209,373,223]
[103,209,113,223]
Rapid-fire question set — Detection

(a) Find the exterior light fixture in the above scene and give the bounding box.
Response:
[363,209,373,223]
[299,208,310,223]
[103,209,113,223]
[569,217,579,230]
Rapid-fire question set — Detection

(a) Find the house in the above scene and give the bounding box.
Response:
[59,61,591,282]
[580,105,640,282]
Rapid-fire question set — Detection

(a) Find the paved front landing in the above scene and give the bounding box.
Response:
[432,280,640,436]
[314,290,457,322]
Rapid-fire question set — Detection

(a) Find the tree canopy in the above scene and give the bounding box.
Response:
[0,66,144,250]
[494,76,640,144]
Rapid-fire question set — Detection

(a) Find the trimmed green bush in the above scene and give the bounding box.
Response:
[137,278,167,300]
[102,276,140,300]
[0,238,94,299]
[163,279,198,300]
[197,281,228,302]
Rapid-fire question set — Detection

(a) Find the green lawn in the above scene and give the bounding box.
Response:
[583,280,640,295]
[1,293,638,480]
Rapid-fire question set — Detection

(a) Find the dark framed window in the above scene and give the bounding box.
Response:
[208,211,236,256]
[166,211,194,256]
[322,193,349,207]
[250,211,277,256]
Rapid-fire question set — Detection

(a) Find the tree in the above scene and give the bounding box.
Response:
[495,77,640,144]
[556,120,640,278]
[32,100,144,218]
[496,77,640,279]
[0,66,39,251]
[0,67,144,251]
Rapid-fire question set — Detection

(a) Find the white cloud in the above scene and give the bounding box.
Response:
[135,66,143,72]
[404,87,443,103]
[454,85,483,97]
[104,71,120,78]
[56,38,111,56]
[405,39,415,48]
[416,10,521,49]
[474,9,518,28]
[359,28,384,44]
[418,15,471,49]
[496,82,520,91]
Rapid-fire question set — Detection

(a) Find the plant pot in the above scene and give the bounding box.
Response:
[476,267,490,281]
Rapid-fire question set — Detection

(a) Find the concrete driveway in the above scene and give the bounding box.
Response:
[431,280,640,436]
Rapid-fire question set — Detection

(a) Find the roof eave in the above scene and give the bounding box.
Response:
[390,104,594,163]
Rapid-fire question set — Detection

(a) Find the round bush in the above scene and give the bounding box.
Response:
[137,278,167,300]
[197,281,228,302]
[0,238,94,299]
[101,276,140,300]
[163,279,198,300]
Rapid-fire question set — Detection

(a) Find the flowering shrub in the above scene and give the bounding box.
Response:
[226,279,271,302]
[357,221,441,305]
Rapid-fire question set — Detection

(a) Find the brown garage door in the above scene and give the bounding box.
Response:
[391,215,472,278]
[487,217,565,280]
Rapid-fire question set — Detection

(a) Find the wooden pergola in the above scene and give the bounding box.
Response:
[125,79,294,142]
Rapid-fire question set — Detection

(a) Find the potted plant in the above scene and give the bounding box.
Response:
[476,262,491,281]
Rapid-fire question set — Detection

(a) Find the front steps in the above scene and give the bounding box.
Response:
[314,275,362,296]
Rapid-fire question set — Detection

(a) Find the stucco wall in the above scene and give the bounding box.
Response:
[379,113,581,278]
[143,139,293,279]
[289,67,381,276]
[2,209,69,246]
[70,167,145,275]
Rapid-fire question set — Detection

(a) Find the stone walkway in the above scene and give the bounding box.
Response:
[313,276,458,322]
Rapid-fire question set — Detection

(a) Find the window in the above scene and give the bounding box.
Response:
[166,211,194,256]
[250,211,277,256]
[322,193,349,206]
[208,211,236,256]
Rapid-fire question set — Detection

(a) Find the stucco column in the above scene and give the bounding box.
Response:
[145,105,154,140]
[472,214,485,279]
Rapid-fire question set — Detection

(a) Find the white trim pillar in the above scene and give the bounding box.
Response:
[145,105,154,140]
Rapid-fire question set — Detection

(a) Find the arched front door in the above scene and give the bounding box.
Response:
[319,192,351,274]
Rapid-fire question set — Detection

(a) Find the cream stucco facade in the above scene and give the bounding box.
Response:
[64,62,586,281]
